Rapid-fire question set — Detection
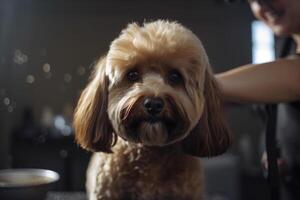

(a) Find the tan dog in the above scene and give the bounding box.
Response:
[73,20,231,200]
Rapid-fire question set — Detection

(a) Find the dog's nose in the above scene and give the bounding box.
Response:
[144,97,164,116]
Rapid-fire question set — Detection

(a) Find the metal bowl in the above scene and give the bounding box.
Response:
[0,168,60,200]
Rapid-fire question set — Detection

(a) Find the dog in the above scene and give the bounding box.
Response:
[73,20,231,200]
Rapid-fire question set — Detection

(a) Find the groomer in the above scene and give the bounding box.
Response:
[216,0,300,199]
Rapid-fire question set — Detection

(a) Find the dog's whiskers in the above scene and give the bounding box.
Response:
[122,106,132,121]
[121,97,140,121]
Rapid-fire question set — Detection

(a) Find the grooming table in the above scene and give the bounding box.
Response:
[46,192,229,200]
[47,192,87,200]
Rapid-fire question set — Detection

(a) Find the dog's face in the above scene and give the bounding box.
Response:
[74,20,231,157]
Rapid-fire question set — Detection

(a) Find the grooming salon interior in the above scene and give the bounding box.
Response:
[1,0,298,200]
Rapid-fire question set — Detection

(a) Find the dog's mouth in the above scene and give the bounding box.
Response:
[131,116,176,128]
[125,116,179,146]
[118,95,190,146]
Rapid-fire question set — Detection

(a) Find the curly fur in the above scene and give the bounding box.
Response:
[73,20,231,200]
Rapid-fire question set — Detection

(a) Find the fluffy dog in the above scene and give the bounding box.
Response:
[73,20,231,200]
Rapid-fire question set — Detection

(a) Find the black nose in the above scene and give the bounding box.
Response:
[144,97,164,116]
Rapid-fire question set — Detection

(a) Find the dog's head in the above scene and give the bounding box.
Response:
[73,20,231,157]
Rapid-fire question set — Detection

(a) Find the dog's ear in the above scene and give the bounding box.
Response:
[73,56,116,153]
[182,70,232,157]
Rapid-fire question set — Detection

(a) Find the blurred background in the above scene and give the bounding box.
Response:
[0,0,280,199]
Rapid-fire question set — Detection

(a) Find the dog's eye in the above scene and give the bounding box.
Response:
[126,69,140,82]
[168,70,183,85]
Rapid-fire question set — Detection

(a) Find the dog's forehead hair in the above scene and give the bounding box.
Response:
[106,21,209,75]
[107,51,206,82]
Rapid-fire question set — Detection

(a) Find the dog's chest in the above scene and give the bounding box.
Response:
[88,141,203,200]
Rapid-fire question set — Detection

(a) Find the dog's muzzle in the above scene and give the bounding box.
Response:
[122,96,190,146]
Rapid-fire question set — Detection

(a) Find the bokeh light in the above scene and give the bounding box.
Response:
[64,73,72,83]
[77,66,86,76]
[54,115,65,130]
[7,106,13,112]
[26,74,35,84]
[42,63,51,73]
[13,49,28,65]
[3,97,10,106]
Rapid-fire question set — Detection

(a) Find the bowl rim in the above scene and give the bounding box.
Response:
[0,168,60,189]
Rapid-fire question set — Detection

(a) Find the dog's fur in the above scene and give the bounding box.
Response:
[73,20,231,200]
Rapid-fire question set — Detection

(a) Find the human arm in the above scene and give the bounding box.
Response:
[215,57,300,103]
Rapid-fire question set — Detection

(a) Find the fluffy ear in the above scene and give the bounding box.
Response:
[182,70,232,157]
[73,56,116,153]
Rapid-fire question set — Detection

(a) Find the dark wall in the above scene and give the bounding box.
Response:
[0,0,253,168]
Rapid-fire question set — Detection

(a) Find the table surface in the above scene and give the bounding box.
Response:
[46,192,228,200]
[46,192,87,200]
